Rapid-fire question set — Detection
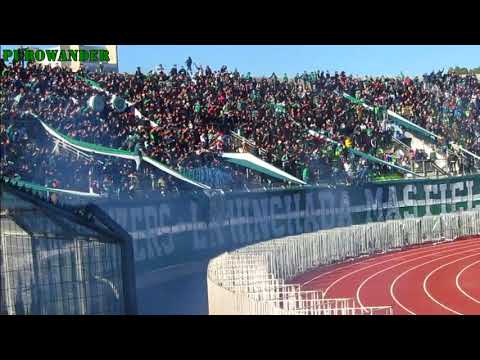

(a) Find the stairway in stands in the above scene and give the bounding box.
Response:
[407,132,449,176]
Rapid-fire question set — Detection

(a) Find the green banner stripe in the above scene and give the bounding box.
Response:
[1,176,100,197]
[32,113,209,189]
[37,117,136,158]
[342,92,438,141]
[75,75,105,91]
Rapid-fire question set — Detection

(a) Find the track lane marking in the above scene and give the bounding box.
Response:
[356,244,480,311]
[322,238,480,297]
[456,259,480,305]
[423,252,480,315]
[301,255,385,287]
[389,246,480,315]
[300,240,475,287]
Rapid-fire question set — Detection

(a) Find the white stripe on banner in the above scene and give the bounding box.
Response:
[126,193,480,239]
[34,115,210,190]
[38,118,139,162]
[142,156,211,190]
[221,152,306,185]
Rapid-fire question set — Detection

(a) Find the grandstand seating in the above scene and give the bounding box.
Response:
[1,61,479,197]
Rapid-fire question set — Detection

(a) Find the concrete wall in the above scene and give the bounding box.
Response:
[135,261,209,315]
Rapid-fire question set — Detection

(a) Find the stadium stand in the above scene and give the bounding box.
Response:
[1,60,480,198]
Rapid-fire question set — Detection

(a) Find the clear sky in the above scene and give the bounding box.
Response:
[2,45,480,77]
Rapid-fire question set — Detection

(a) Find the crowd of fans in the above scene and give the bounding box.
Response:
[1,56,479,198]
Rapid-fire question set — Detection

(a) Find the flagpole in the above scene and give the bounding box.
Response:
[20,45,24,67]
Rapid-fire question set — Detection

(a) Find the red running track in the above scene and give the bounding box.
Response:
[291,236,480,315]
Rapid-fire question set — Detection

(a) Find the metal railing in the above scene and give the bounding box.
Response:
[229,131,270,158]
[207,209,480,315]
[0,178,137,315]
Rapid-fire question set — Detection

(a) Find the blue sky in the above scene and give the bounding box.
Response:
[2,45,480,77]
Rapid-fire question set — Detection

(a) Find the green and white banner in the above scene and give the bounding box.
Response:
[307,128,417,176]
[221,152,306,185]
[2,177,101,198]
[342,92,440,141]
[96,174,480,273]
[34,114,210,190]
[342,92,480,161]
[37,116,141,164]
[75,75,105,92]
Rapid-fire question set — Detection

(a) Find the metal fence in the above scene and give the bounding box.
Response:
[207,209,480,315]
[0,179,137,315]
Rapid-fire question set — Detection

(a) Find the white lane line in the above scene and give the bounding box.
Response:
[323,238,480,297]
[390,246,480,315]
[456,259,480,305]
[303,245,441,288]
[303,238,480,288]
[301,255,381,287]
[356,243,480,311]
[423,252,480,315]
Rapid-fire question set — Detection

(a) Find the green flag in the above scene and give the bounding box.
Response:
[344,93,364,106]
[194,102,201,113]
[76,75,104,91]
[302,167,310,182]
[274,103,286,114]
